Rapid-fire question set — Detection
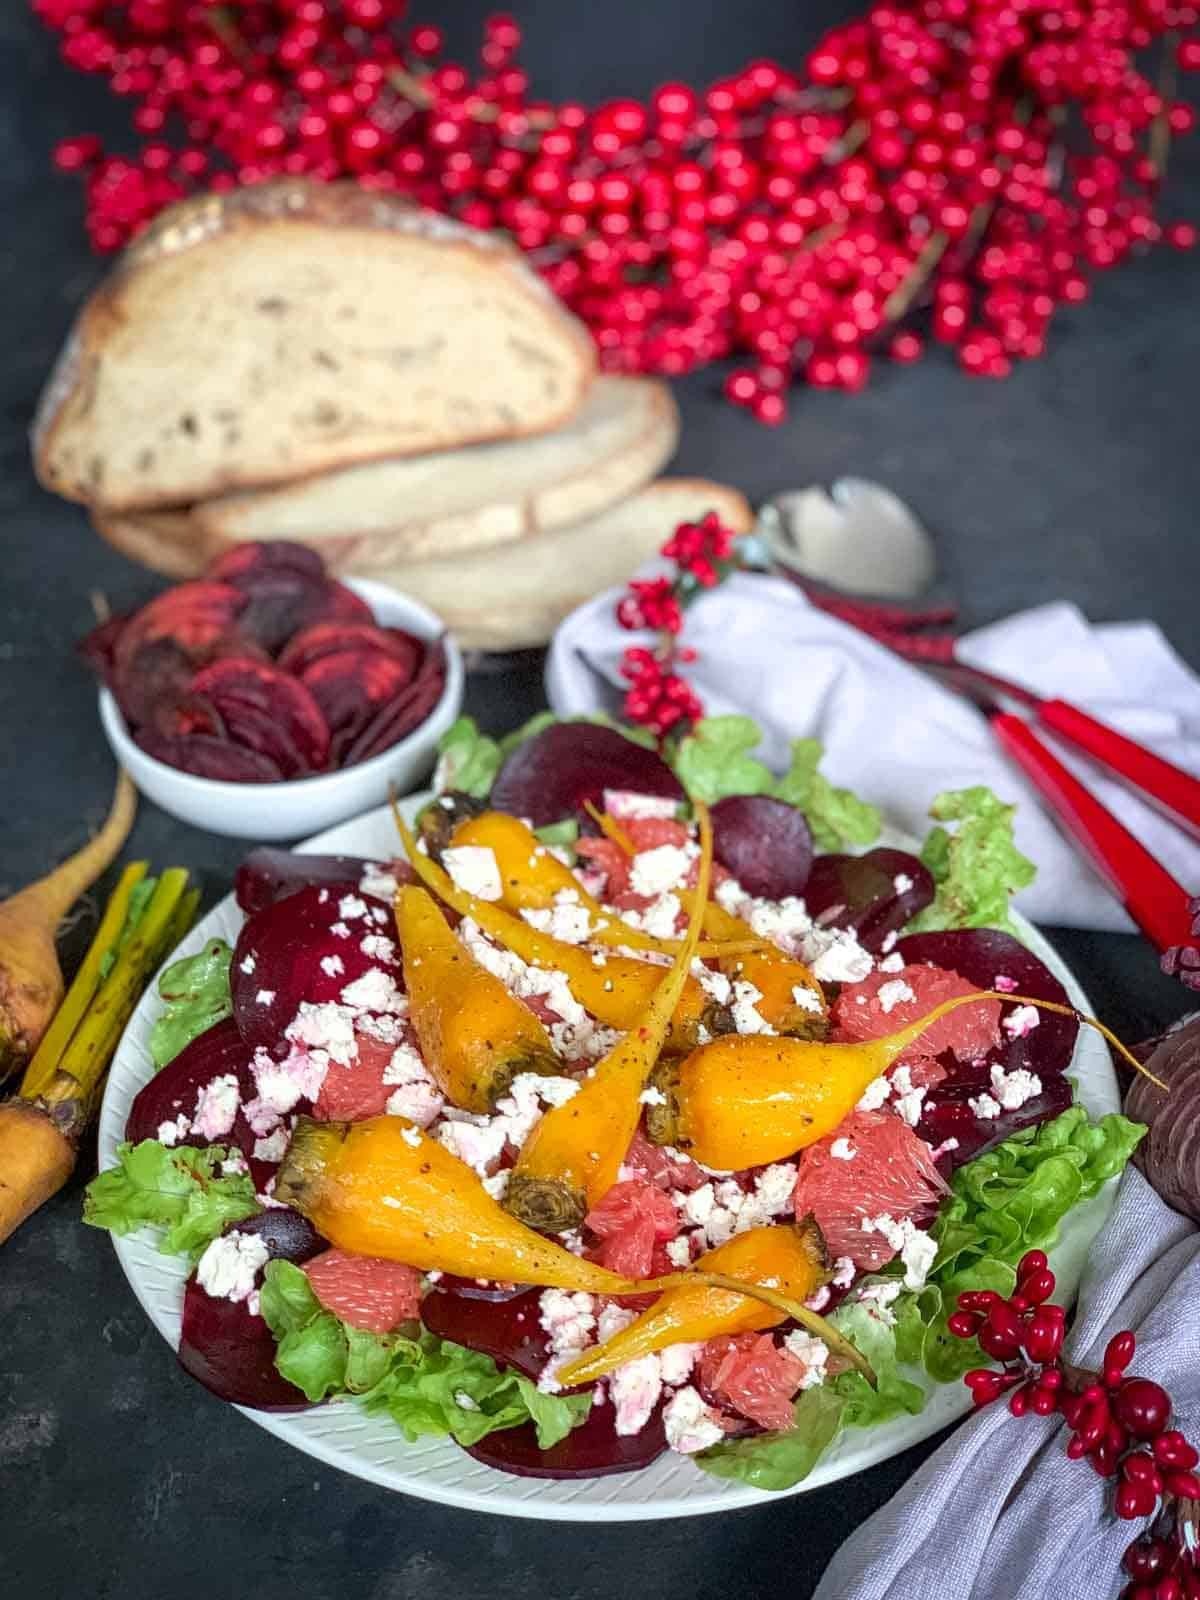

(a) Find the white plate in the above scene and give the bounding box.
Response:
[98,797,1121,1521]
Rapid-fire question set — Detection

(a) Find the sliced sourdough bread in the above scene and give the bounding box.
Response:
[34,179,596,512]
[188,375,679,563]
[375,478,754,652]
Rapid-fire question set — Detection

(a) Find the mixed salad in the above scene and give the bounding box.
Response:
[86,715,1143,1489]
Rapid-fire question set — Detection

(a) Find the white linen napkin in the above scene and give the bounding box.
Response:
[812,1167,1200,1600]
[545,571,1200,933]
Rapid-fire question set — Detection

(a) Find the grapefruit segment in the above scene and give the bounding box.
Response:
[304,1248,422,1332]
[698,1331,807,1432]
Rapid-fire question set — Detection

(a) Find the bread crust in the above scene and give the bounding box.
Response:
[34,179,596,510]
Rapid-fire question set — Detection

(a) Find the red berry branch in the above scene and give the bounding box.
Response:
[34,0,1200,421]
[952,1249,1200,1599]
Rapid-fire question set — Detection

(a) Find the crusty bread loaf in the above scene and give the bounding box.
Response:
[189,375,678,563]
[34,179,596,512]
[376,479,754,652]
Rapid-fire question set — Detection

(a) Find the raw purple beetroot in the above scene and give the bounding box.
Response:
[710,794,814,899]
[231,882,399,1052]
[1125,1016,1200,1224]
[465,1401,668,1479]
[178,1208,325,1411]
[125,1017,278,1190]
[804,848,935,953]
[491,723,684,829]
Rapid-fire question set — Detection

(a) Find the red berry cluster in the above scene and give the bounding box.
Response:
[35,2,1199,421]
[615,511,739,737]
[952,1250,1200,1600]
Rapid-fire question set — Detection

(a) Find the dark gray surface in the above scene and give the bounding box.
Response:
[2,4,1197,1598]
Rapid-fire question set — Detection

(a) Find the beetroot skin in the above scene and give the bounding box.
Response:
[490,723,684,828]
[710,794,813,900]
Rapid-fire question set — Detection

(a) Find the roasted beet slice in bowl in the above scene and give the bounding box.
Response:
[491,723,684,829]
[710,794,813,899]
[178,1208,325,1411]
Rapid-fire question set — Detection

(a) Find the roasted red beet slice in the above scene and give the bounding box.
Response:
[207,542,327,584]
[341,640,448,765]
[299,648,416,743]
[78,612,128,695]
[465,1400,668,1479]
[190,657,331,772]
[491,724,685,829]
[710,794,813,899]
[125,1017,278,1189]
[212,697,311,778]
[804,848,935,953]
[135,729,285,784]
[178,1208,325,1411]
[898,928,1079,1075]
[111,581,249,726]
[918,1072,1075,1171]
[231,882,398,1051]
[235,848,386,914]
[279,621,422,681]
[420,1286,547,1380]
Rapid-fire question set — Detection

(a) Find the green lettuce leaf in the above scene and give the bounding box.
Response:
[698,1383,846,1491]
[83,1139,260,1261]
[774,738,882,852]
[830,1301,926,1429]
[905,786,1036,936]
[149,938,233,1068]
[99,875,159,981]
[258,1262,590,1446]
[433,717,503,799]
[895,1107,1145,1380]
[672,716,776,803]
[533,817,580,859]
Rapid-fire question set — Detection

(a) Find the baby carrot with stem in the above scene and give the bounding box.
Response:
[502,802,714,1233]
[649,990,1162,1170]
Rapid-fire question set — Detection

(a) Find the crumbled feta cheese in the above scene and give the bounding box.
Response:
[930,1136,960,1160]
[437,1117,510,1175]
[893,873,914,894]
[482,1170,510,1201]
[619,892,682,941]
[830,1138,856,1161]
[782,1329,830,1390]
[861,1214,938,1288]
[338,895,369,921]
[857,1075,891,1111]
[457,918,606,1061]
[881,929,899,954]
[196,1231,270,1304]
[382,1042,444,1126]
[596,1303,637,1343]
[663,1386,726,1454]
[522,888,593,945]
[878,952,905,973]
[805,927,874,985]
[658,1342,702,1388]
[220,1150,249,1178]
[889,1065,927,1128]
[1002,1004,1041,1039]
[539,1289,596,1355]
[255,989,276,1007]
[287,1001,358,1066]
[610,1354,663,1436]
[665,1236,693,1268]
[832,1255,856,1289]
[630,844,694,898]
[252,1127,290,1164]
[319,954,345,979]
[454,1391,480,1412]
[877,979,916,1014]
[791,984,823,1014]
[359,865,399,901]
[603,790,679,821]
[730,979,776,1036]
[340,967,405,1015]
[400,1125,423,1148]
[682,1184,715,1227]
[692,961,732,1005]
[639,1086,667,1107]
[989,1062,1042,1110]
[330,921,351,939]
[857,1279,904,1322]
[993,973,1018,992]
[156,1113,190,1147]
[753,1162,799,1217]
[359,934,396,963]
[969,1091,1002,1120]
[239,953,256,976]
[442,846,503,902]
[241,1094,282,1138]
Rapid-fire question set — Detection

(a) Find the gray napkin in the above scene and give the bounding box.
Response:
[813,1169,1198,1600]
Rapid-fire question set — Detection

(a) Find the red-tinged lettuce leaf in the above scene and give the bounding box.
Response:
[710,794,814,900]
[179,1210,325,1412]
[804,847,934,952]
[464,1398,667,1479]
[1125,1016,1200,1223]
[491,723,684,828]
[231,882,398,1051]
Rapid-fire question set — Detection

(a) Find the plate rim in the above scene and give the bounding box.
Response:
[97,796,1122,1521]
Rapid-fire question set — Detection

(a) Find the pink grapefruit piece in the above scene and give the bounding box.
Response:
[698,1332,807,1432]
[303,1248,422,1332]
[833,962,1002,1065]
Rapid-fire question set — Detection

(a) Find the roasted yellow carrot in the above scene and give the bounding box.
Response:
[701,900,829,1040]
[556,1220,831,1385]
[394,807,710,1051]
[503,805,714,1233]
[448,809,755,960]
[650,990,1156,1169]
[398,884,560,1111]
[276,1114,648,1293]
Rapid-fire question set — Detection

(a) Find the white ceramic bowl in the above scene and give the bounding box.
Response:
[98,577,464,840]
